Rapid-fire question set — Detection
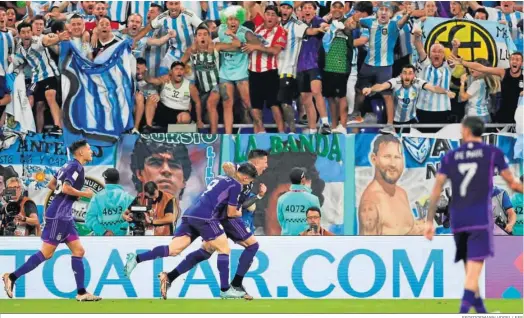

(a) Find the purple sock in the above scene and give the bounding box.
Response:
[232,243,259,287]
[474,296,487,313]
[217,254,230,291]
[137,246,169,263]
[460,289,475,313]
[13,251,46,280]
[71,256,85,293]
[175,249,212,276]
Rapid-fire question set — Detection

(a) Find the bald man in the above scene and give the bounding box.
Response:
[412,28,458,131]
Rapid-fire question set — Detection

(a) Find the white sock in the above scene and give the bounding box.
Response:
[320,117,329,125]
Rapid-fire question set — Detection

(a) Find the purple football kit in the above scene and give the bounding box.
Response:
[174,176,243,242]
[41,159,85,246]
[220,180,254,243]
[438,142,509,262]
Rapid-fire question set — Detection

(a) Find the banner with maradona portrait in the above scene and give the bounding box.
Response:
[115,133,222,219]
[353,134,522,236]
[225,134,347,236]
[420,17,516,69]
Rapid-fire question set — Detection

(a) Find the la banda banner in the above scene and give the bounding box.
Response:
[0,236,483,299]
[0,133,521,236]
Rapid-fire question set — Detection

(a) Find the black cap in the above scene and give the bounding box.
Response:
[265,5,279,14]
[171,61,185,69]
[103,168,120,184]
[289,167,307,185]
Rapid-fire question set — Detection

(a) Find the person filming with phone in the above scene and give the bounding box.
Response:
[299,207,334,236]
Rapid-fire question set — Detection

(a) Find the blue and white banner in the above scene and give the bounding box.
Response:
[4,73,35,133]
[59,39,136,147]
[353,134,521,236]
[0,236,471,299]
[0,134,116,233]
[420,17,517,69]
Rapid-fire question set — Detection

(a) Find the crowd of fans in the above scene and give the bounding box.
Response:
[0,0,522,136]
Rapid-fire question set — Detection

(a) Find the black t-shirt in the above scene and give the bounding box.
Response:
[498,68,523,123]
[93,37,121,58]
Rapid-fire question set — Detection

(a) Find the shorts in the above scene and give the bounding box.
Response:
[356,64,392,95]
[41,219,79,246]
[25,79,34,96]
[154,103,190,127]
[220,217,253,243]
[219,77,249,85]
[34,77,58,103]
[323,72,349,98]
[174,217,225,242]
[297,68,322,93]
[453,229,494,263]
[249,70,280,110]
[277,76,298,105]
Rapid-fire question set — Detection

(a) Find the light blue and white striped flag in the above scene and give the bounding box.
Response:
[59,39,135,147]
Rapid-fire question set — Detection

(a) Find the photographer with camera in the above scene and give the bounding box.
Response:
[85,168,135,236]
[299,207,334,236]
[122,181,178,236]
[492,186,517,235]
[0,177,40,237]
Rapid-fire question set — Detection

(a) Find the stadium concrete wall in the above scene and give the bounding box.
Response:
[0,236,480,300]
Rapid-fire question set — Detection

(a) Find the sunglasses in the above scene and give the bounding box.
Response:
[145,156,182,170]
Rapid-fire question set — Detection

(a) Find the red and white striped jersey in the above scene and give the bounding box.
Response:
[249,24,287,73]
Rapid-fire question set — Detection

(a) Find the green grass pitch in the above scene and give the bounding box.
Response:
[0,299,522,314]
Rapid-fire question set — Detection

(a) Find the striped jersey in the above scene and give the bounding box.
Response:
[249,24,287,73]
[183,1,202,19]
[415,58,451,112]
[190,50,220,93]
[360,17,401,67]
[465,78,490,117]
[131,1,164,26]
[396,17,414,58]
[107,1,129,23]
[388,77,428,122]
[0,31,14,76]
[205,1,228,21]
[483,7,522,39]
[14,36,59,83]
[278,17,308,77]
[141,29,167,78]
[152,10,203,61]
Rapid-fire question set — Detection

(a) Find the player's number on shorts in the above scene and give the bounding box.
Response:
[458,162,478,197]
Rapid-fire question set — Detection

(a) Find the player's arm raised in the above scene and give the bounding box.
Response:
[358,199,381,235]
[425,173,448,240]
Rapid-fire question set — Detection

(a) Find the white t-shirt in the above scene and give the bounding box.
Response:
[160,79,191,111]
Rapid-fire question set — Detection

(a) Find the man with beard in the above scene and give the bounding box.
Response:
[143,61,200,130]
[451,52,523,124]
[363,65,455,127]
[141,3,166,78]
[358,135,425,235]
[241,5,287,133]
[135,1,203,76]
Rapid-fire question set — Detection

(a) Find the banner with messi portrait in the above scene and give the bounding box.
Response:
[353,134,522,237]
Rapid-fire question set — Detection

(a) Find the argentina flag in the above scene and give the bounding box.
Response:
[60,39,135,147]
